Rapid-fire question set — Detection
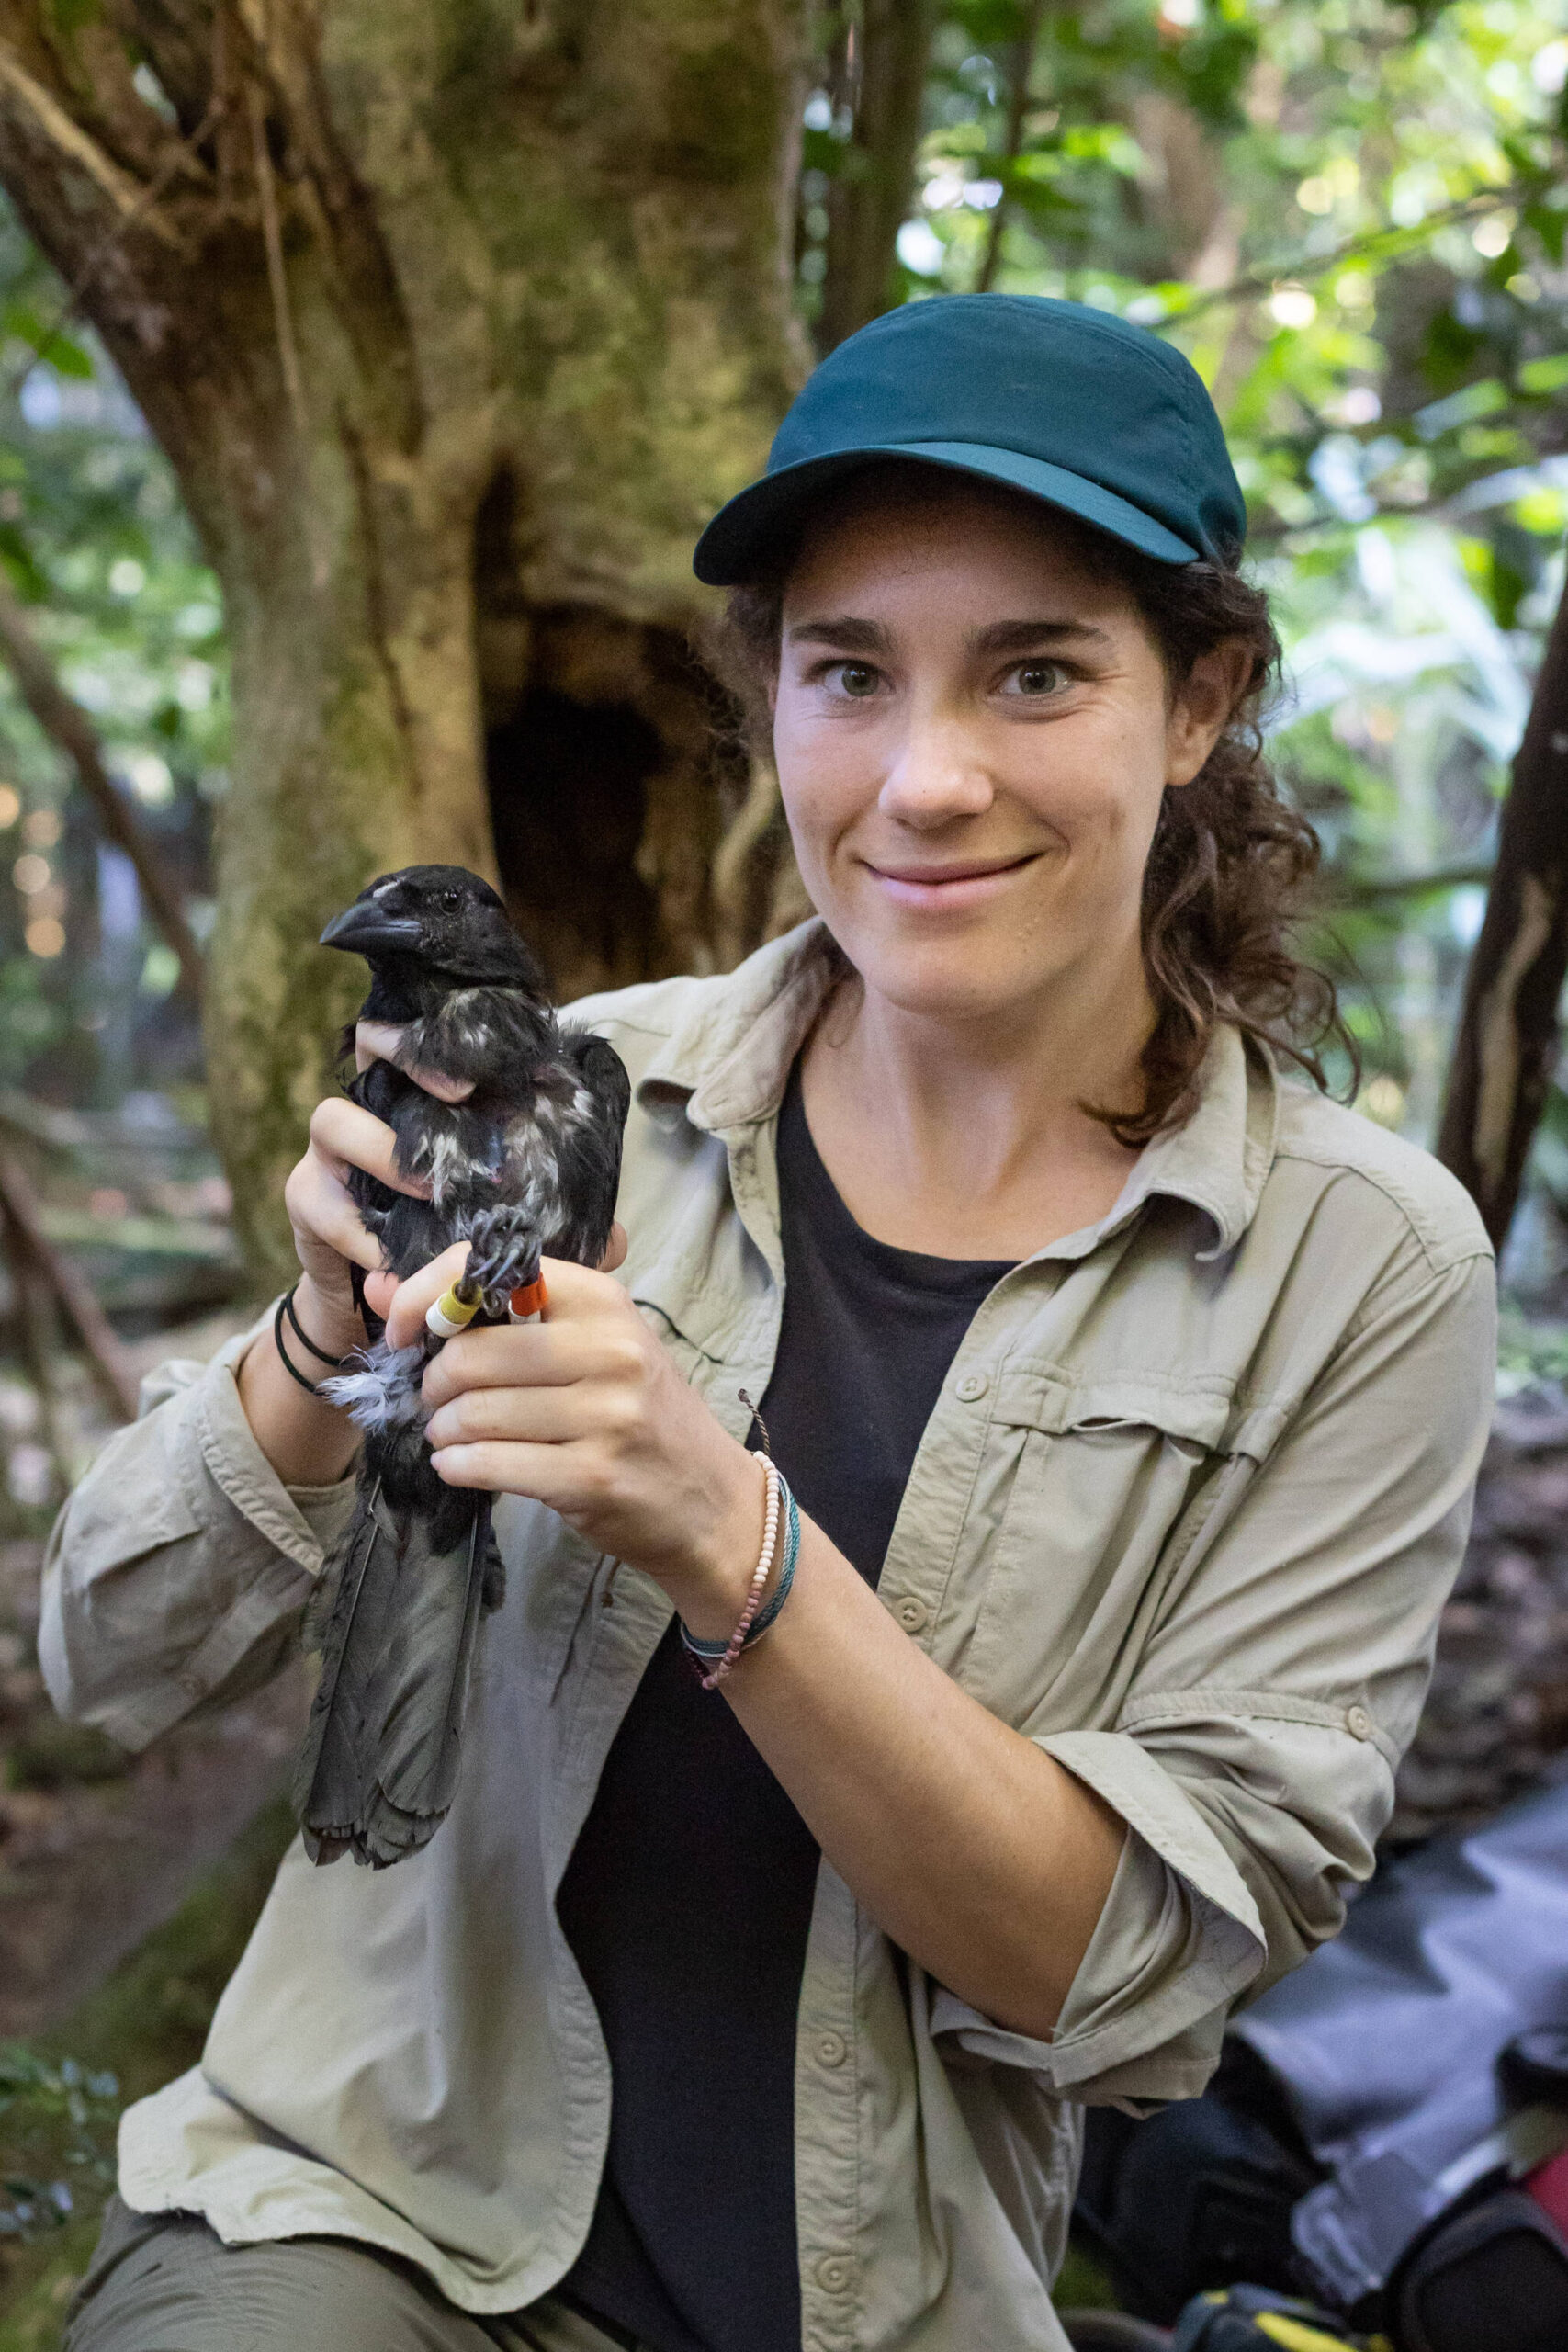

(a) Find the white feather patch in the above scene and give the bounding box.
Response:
[321,1339,428,1435]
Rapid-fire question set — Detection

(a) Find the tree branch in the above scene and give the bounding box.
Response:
[0,578,205,998]
[0,79,228,410]
[245,75,307,438]
[1437,566,1568,1248]
[1337,862,1493,904]
[1152,185,1529,331]
[0,1147,138,1420]
[0,37,179,237]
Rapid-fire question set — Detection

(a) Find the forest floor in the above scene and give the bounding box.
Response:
[4,1366,1568,2343]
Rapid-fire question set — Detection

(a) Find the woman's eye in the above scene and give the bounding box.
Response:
[827,662,880,699]
[1005,661,1067,698]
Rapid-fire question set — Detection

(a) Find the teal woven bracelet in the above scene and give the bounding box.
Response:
[682,1474,800,1666]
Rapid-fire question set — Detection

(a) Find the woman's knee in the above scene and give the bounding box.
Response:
[65,2199,499,2352]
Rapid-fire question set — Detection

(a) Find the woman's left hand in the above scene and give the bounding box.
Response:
[376,1250,764,1634]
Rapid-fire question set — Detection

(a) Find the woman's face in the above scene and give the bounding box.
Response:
[773,472,1239,1030]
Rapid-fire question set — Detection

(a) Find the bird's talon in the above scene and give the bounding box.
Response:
[461,1204,542,1321]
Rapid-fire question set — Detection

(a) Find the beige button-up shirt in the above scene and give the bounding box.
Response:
[40,921,1495,2352]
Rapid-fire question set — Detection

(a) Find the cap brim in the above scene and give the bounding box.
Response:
[693,439,1200,585]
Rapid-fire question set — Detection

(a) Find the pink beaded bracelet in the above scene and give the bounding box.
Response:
[697,1452,781,1690]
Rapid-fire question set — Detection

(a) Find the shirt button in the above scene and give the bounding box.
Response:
[955,1370,989,1402]
[815,2254,856,2294]
[896,1597,930,1634]
[815,2030,848,2068]
[1346,1703,1374,1741]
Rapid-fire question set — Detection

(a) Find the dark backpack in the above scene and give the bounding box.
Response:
[1074,1780,1568,2346]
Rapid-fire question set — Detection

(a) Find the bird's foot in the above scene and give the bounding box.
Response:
[463,1204,542,1319]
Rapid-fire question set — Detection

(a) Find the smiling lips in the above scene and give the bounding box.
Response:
[863,851,1040,909]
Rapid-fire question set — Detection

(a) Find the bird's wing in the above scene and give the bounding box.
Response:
[546,1029,631,1265]
[294,1478,400,1862]
[355,1501,493,1865]
[296,1479,494,1870]
[568,1028,632,1129]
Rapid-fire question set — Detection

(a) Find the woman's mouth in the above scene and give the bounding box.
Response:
[862,853,1041,910]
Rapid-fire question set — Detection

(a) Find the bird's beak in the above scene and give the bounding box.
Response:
[320,899,424,956]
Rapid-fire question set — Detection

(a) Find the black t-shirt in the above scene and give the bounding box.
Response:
[556,1062,1013,2352]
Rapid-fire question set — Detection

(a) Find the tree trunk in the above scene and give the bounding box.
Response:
[814,0,934,353]
[1437,569,1568,1250]
[974,0,1046,297]
[0,0,811,1271]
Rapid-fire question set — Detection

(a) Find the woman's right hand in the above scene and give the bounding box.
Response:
[280,1096,431,1362]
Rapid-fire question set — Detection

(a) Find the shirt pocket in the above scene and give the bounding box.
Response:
[953,1367,1249,1730]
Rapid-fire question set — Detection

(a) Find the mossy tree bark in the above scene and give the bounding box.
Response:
[0,0,811,1271]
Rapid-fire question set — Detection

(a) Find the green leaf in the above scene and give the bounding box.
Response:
[1518,353,1568,396]
[44,334,95,381]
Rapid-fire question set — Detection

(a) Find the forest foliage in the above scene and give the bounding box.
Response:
[0,0,1561,1231]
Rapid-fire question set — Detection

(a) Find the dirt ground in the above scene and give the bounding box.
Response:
[0,1528,304,2037]
[0,1310,306,2039]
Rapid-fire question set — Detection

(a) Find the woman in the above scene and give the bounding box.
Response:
[44,294,1494,2352]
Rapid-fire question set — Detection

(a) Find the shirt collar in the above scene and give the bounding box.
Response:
[636,920,840,1132]
[1094,1018,1279,1261]
[636,917,1279,1258]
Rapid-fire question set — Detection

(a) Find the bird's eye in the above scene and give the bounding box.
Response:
[441,888,461,910]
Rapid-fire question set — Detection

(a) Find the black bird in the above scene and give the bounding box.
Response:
[293,865,630,1869]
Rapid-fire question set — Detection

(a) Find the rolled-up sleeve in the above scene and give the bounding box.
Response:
[933,1242,1495,2109]
[38,1309,356,1752]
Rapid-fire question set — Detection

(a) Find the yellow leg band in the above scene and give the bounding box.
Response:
[426,1283,481,1340]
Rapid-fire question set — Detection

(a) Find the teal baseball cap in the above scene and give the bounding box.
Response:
[693,293,1247,584]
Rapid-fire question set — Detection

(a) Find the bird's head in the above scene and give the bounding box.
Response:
[321,867,545,999]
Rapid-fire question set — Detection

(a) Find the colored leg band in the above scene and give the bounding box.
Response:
[426,1284,482,1340]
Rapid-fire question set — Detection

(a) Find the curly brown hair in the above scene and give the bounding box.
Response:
[708,483,1351,1146]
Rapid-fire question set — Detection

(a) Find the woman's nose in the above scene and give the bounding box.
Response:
[876,714,996,828]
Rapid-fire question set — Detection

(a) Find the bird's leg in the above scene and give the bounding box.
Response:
[424,1204,540,1340]
[463,1204,543,1320]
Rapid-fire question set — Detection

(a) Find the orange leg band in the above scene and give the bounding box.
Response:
[509,1275,548,1321]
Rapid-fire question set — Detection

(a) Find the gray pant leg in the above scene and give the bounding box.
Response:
[65,2199,633,2352]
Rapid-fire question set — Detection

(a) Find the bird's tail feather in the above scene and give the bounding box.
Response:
[295,1478,492,1869]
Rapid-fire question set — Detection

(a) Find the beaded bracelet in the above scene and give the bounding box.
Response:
[681,1481,799,1667]
[681,1464,800,1684]
[676,1453,778,1689]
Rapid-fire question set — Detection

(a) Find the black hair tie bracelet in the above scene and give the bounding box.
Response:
[284,1286,348,1366]
[274,1286,350,1397]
